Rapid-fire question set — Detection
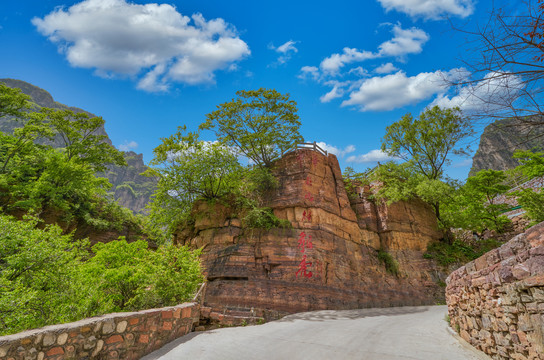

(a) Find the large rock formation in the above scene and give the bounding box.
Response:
[180,149,445,319]
[0,78,156,213]
[446,222,544,360]
[470,117,544,176]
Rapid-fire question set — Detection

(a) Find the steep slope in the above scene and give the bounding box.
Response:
[0,78,156,213]
[470,117,544,176]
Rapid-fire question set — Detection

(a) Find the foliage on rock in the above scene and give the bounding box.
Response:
[200,88,303,168]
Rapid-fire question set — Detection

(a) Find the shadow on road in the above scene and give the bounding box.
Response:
[277,306,429,322]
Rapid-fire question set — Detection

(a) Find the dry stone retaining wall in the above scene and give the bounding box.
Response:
[0,302,199,360]
[446,222,544,360]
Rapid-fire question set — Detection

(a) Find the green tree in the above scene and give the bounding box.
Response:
[443,170,511,232]
[146,126,243,238]
[513,149,544,180]
[200,88,303,168]
[0,83,30,118]
[0,215,89,335]
[377,106,473,224]
[515,188,544,225]
[371,161,456,226]
[42,108,126,172]
[381,106,473,180]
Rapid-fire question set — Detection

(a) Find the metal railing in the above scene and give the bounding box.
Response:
[282,141,328,157]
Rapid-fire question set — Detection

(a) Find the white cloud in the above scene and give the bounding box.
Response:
[32,0,250,91]
[320,85,344,103]
[316,142,356,158]
[346,149,399,163]
[377,0,474,20]
[306,23,428,79]
[374,62,398,74]
[452,159,472,168]
[269,40,298,65]
[431,71,524,112]
[298,66,320,81]
[119,140,138,152]
[342,69,459,111]
[377,24,429,58]
[320,48,376,74]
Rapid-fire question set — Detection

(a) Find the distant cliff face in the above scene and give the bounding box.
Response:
[0,78,156,213]
[178,149,445,318]
[470,117,544,176]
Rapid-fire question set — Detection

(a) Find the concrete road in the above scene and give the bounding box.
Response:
[142,305,490,360]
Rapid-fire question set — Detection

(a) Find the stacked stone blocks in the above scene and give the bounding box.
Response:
[0,302,199,360]
[446,222,544,360]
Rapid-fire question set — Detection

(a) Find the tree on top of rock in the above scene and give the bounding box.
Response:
[200,88,303,168]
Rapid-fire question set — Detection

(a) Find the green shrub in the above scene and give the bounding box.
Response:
[377,250,399,276]
[242,207,291,230]
[515,188,544,226]
[0,214,203,335]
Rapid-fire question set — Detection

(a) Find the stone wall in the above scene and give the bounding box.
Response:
[446,222,544,360]
[0,303,199,360]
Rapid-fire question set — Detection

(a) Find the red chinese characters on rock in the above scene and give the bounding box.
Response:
[296,255,313,278]
[302,210,312,222]
[295,149,319,280]
[298,231,313,253]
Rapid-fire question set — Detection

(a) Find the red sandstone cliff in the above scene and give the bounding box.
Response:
[179,149,445,319]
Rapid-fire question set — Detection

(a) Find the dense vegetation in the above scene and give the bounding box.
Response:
[0,214,202,335]
[0,83,203,335]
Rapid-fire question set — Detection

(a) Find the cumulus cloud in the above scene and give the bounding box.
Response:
[377,0,474,19]
[316,142,356,157]
[342,69,461,111]
[268,40,299,65]
[374,62,398,74]
[317,24,428,75]
[119,140,138,152]
[377,24,429,58]
[346,149,399,163]
[431,71,524,112]
[320,48,376,74]
[32,0,250,91]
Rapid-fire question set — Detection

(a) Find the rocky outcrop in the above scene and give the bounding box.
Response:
[180,149,445,318]
[446,221,544,360]
[470,117,544,176]
[0,78,156,214]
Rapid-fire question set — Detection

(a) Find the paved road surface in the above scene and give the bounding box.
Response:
[142,305,490,360]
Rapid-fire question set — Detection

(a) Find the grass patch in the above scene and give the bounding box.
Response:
[377,250,399,276]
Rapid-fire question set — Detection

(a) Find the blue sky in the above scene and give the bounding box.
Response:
[1,0,498,179]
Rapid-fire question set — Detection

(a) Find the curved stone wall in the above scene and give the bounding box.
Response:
[446,222,544,360]
[0,303,199,360]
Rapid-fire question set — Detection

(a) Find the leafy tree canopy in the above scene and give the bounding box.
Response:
[200,88,303,168]
[0,83,30,118]
[42,108,126,172]
[0,214,203,335]
[145,126,243,238]
[381,106,473,180]
[513,149,544,180]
